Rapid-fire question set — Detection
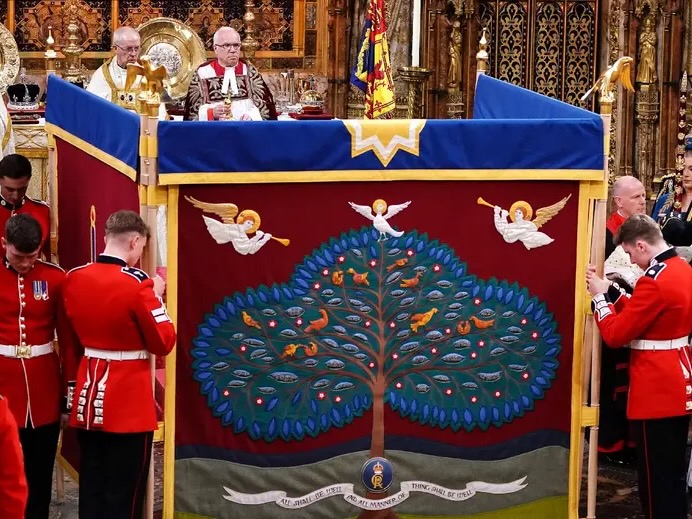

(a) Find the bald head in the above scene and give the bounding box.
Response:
[213,27,240,45]
[612,175,646,218]
[112,26,141,67]
[213,27,242,67]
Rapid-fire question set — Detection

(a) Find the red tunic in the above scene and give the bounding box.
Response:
[0,259,65,427]
[60,255,176,433]
[0,395,27,518]
[593,248,692,419]
[0,196,51,259]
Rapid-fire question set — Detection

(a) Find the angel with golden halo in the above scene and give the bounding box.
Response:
[479,195,571,250]
[185,196,290,255]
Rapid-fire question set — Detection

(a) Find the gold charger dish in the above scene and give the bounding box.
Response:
[0,24,19,95]
[137,17,206,101]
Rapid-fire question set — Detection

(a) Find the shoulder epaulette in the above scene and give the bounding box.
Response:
[26,196,50,208]
[37,259,65,273]
[121,266,149,282]
[644,262,667,280]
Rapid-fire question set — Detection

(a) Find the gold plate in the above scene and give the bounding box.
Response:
[0,24,19,95]
[137,17,206,101]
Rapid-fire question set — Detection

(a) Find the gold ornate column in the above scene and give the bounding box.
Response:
[635,84,659,195]
[326,0,349,118]
[634,12,659,197]
[606,0,623,185]
[397,66,433,118]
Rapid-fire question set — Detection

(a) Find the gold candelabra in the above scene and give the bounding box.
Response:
[397,66,433,119]
[242,0,260,63]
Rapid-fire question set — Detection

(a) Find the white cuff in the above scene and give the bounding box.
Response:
[592,293,612,322]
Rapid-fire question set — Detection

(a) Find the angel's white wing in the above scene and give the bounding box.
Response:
[384,201,411,219]
[348,202,375,221]
[202,216,232,244]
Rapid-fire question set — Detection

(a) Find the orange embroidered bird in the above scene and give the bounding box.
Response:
[305,309,329,333]
[386,258,409,272]
[304,342,318,356]
[346,268,370,286]
[282,344,300,358]
[241,311,261,329]
[400,271,423,288]
[470,315,495,329]
[410,308,438,332]
[456,320,471,335]
[331,270,344,286]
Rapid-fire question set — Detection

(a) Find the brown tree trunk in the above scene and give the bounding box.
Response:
[356,377,398,519]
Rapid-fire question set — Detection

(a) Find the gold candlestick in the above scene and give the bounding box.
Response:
[61,0,85,84]
[476,27,489,74]
[242,0,260,63]
[44,26,57,75]
[397,66,433,119]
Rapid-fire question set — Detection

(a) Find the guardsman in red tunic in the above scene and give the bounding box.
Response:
[60,210,176,519]
[587,214,692,519]
[598,175,647,465]
[0,394,28,518]
[0,214,66,519]
[0,154,51,259]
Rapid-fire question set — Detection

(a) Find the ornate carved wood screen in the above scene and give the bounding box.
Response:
[476,0,599,108]
[6,0,327,74]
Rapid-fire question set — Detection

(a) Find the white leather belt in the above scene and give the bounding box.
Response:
[84,348,149,361]
[630,337,689,351]
[0,342,53,359]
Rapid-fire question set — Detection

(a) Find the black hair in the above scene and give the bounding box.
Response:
[5,214,42,253]
[0,154,32,180]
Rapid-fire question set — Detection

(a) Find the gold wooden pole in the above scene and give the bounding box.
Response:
[138,112,160,519]
[584,98,610,519]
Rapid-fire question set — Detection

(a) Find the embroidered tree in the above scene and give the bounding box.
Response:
[192,228,561,515]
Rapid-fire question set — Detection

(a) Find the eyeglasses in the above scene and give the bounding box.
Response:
[215,43,241,50]
[114,45,140,54]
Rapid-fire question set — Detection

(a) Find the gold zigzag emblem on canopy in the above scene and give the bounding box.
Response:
[342,119,426,167]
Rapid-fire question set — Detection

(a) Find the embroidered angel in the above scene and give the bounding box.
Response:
[479,195,571,250]
[185,196,290,255]
[348,199,411,241]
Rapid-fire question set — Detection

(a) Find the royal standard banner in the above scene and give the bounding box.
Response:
[167,78,602,519]
[349,0,395,119]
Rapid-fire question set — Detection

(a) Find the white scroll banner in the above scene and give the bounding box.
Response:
[222,476,528,511]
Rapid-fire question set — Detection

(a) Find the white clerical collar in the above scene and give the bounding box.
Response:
[110,59,127,85]
[221,67,239,95]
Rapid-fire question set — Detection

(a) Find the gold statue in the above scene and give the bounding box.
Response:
[581,56,634,102]
[636,15,657,84]
[447,20,462,89]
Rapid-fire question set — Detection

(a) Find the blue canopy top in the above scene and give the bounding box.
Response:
[45,75,140,179]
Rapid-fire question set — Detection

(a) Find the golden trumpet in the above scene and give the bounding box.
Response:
[271,236,290,246]
[477,197,496,209]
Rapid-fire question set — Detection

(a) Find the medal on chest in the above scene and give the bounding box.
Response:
[32,280,49,300]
